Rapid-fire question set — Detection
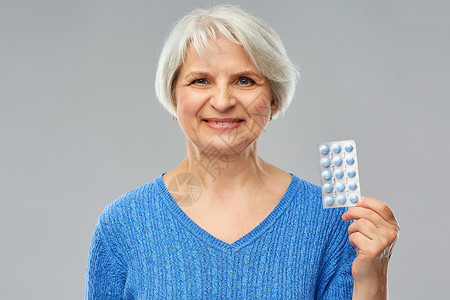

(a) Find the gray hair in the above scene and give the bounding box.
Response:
[155,5,299,119]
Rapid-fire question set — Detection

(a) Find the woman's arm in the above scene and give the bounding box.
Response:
[342,197,400,300]
[85,223,127,299]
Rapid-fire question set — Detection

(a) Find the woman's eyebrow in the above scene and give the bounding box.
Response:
[232,71,264,79]
[182,70,264,80]
[182,71,211,79]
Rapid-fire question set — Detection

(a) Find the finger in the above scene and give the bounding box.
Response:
[342,206,390,229]
[349,219,399,253]
[348,232,387,260]
[348,231,371,250]
[357,197,398,225]
[348,218,378,240]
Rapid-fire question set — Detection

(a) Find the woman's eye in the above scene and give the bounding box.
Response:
[238,77,254,86]
[192,78,208,85]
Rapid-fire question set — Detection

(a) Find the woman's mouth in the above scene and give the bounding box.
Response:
[202,119,244,129]
[204,120,243,125]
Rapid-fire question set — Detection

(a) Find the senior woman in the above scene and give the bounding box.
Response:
[85,5,399,299]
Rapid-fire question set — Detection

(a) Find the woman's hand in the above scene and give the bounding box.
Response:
[342,197,400,300]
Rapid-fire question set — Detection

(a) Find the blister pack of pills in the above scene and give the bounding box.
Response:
[318,140,361,208]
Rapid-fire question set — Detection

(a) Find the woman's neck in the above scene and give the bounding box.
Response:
[167,140,275,203]
[191,141,267,189]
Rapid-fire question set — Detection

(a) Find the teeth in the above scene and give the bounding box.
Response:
[207,120,241,125]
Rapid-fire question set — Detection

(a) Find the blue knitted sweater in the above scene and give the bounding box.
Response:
[85,174,355,299]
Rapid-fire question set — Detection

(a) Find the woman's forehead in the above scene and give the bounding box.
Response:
[181,37,256,72]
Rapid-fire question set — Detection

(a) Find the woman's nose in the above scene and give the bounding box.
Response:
[209,85,236,112]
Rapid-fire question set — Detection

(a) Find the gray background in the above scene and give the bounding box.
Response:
[1,0,448,298]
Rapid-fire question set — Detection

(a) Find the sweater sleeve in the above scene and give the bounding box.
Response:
[85,220,127,299]
[317,209,356,299]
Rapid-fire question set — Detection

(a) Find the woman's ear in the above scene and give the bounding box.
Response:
[171,93,178,115]
[270,101,276,121]
[171,75,179,111]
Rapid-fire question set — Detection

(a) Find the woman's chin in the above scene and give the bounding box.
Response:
[194,138,254,157]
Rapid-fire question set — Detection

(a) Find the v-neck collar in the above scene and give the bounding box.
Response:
[156,173,300,253]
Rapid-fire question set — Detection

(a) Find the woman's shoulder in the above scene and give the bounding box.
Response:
[97,174,164,227]
[289,173,349,220]
[289,173,321,199]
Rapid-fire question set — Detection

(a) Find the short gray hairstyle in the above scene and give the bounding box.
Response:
[155,5,299,119]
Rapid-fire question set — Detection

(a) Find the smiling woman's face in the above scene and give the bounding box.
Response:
[174,36,273,156]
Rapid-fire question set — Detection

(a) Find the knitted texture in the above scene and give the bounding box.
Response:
[85,174,355,299]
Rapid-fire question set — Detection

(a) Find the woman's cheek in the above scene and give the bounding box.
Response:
[243,91,272,118]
